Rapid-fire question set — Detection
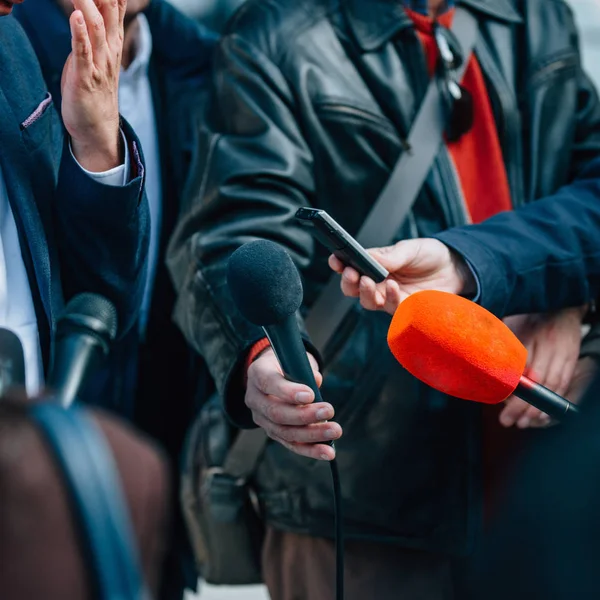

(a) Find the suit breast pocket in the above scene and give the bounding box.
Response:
[20,92,56,151]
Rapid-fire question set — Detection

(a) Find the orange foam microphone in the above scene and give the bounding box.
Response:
[388,290,579,421]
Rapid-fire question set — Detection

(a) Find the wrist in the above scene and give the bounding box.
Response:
[70,124,122,172]
[244,339,272,386]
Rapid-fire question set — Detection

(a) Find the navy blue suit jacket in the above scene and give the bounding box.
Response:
[0,14,149,371]
[436,157,600,318]
[13,0,216,417]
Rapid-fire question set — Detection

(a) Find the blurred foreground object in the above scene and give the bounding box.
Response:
[469,371,600,599]
[0,398,170,600]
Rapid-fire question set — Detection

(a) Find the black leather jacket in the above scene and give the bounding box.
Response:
[168,0,600,554]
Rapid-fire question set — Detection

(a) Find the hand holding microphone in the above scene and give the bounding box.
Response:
[500,308,587,428]
[387,291,580,422]
[228,240,342,462]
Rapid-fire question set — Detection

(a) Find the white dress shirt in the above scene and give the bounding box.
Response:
[0,143,129,396]
[118,14,162,337]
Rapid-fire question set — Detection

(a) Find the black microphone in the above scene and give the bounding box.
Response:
[227,240,321,401]
[228,240,345,600]
[48,293,118,407]
[516,376,578,422]
[0,328,25,397]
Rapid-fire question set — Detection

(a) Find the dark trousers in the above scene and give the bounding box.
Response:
[262,526,468,600]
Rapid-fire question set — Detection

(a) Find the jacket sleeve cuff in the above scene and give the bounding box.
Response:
[433,229,510,316]
[69,129,130,186]
[60,118,145,214]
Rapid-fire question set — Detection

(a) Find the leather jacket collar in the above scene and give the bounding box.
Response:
[344,0,522,51]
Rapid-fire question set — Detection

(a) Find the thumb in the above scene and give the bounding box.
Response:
[368,240,419,273]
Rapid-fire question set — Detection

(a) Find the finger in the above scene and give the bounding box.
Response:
[99,0,125,55]
[248,358,314,404]
[517,405,550,429]
[340,266,361,298]
[254,415,343,445]
[307,353,320,374]
[307,354,323,388]
[549,352,579,398]
[358,277,384,311]
[368,243,411,272]
[69,11,93,73]
[499,396,529,427]
[249,397,335,426]
[278,439,336,462]
[383,280,403,315]
[525,339,552,390]
[517,406,545,429]
[328,254,345,274]
[73,0,108,61]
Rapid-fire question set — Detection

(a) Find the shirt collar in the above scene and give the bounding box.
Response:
[344,0,522,52]
[121,14,153,80]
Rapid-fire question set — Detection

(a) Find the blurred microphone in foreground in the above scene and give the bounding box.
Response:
[48,293,118,407]
[387,291,578,423]
[0,328,25,398]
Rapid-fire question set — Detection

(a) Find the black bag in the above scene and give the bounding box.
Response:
[180,394,265,584]
[180,7,479,586]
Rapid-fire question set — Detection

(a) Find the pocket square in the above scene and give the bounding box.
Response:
[20,92,53,131]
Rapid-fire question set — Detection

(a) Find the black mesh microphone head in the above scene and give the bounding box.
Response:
[57,293,118,352]
[227,240,303,326]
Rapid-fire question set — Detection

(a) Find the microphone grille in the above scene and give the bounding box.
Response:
[59,293,118,342]
[227,240,303,326]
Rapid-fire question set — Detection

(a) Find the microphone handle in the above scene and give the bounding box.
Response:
[516,375,579,422]
[262,316,323,403]
[49,333,105,407]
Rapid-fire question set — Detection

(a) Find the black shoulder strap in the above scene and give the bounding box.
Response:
[30,404,148,600]
[226,6,480,477]
[305,7,479,351]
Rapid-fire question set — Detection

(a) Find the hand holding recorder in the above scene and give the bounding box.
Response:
[328,237,476,316]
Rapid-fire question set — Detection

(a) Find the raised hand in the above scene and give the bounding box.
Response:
[61,0,126,172]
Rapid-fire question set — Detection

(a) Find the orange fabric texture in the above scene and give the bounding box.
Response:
[388,291,527,403]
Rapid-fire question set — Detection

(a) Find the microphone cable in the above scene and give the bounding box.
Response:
[329,456,344,600]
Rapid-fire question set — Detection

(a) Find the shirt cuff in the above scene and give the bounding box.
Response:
[69,129,130,186]
[463,258,481,303]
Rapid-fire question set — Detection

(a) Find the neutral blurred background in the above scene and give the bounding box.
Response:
[174,0,600,598]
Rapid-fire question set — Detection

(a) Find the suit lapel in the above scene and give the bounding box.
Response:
[0,43,56,329]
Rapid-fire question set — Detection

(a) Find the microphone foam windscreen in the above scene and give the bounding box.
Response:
[227,240,303,326]
[387,291,527,404]
[59,293,118,342]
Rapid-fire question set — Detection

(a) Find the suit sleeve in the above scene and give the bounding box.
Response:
[435,157,600,318]
[166,33,319,428]
[54,119,150,337]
